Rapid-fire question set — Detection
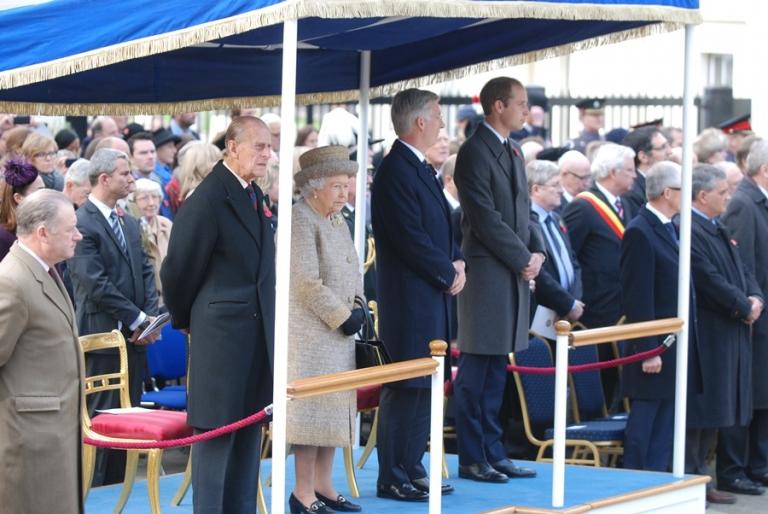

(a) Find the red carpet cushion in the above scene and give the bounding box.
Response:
[91,410,192,440]
[357,384,381,411]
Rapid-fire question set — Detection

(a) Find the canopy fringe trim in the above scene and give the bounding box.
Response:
[0,0,701,91]
[0,22,684,115]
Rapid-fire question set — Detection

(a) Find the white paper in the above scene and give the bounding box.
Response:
[138,312,171,340]
[96,407,154,415]
[531,305,557,340]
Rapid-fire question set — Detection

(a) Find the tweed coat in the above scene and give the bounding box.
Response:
[0,244,83,514]
[286,200,362,447]
[140,214,172,306]
[722,178,768,408]
[454,123,544,354]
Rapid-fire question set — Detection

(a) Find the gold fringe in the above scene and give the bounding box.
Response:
[0,0,701,91]
[0,22,685,115]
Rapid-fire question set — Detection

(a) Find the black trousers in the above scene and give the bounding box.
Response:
[685,428,717,480]
[749,408,768,475]
[376,385,430,486]
[717,424,750,482]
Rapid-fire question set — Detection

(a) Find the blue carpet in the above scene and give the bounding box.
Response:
[86,450,697,513]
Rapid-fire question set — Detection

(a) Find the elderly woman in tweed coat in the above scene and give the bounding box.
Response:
[287,145,365,514]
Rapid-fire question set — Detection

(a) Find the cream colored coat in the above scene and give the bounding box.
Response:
[141,214,173,305]
[287,200,363,447]
[0,244,83,514]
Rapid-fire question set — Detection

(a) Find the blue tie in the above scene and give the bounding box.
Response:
[664,222,678,245]
[109,210,127,252]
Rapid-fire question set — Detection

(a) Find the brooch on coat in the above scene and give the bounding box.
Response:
[331,212,345,227]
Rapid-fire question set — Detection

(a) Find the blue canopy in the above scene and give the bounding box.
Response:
[0,0,700,113]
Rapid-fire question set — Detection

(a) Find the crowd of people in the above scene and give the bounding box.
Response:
[0,78,766,514]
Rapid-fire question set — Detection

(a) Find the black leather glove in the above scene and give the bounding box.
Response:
[341,308,365,336]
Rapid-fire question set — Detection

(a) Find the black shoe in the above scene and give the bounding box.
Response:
[411,477,454,495]
[376,482,429,502]
[718,478,765,496]
[315,492,362,512]
[458,463,509,483]
[748,472,768,487]
[289,493,334,513]
[491,458,537,478]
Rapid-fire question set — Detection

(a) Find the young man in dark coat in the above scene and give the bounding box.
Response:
[620,127,672,220]
[371,88,464,502]
[722,140,768,490]
[453,77,544,483]
[688,164,764,499]
[161,116,275,514]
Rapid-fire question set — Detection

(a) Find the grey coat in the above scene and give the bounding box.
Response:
[286,201,363,447]
[723,178,768,408]
[454,123,545,354]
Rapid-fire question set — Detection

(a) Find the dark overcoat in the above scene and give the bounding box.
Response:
[161,162,275,427]
[454,123,544,354]
[562,185,633,329]
[371,140,460,388]
[621,171,647,222]
[531,210,583,317]
[722,178,768,408]
[620,207,699,400]
[688,213,759,428]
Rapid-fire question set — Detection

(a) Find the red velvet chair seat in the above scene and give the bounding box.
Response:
[356,384,381,411]
[91,410,192,440]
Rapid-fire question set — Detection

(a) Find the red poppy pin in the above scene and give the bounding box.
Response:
[263,204,273,218]
[731,239,738,246]
[512,147,521,157]
[115,206,126,224]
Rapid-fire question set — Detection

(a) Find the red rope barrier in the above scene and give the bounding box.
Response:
[83,405,272,450]
[507,344,668,375]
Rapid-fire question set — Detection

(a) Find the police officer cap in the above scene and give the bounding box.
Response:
[575,98,605,112]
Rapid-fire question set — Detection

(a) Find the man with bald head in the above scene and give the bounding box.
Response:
[557,150,591,213]
[162,116,276,513]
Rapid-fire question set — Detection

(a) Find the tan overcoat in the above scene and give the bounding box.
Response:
[287,200,363,447]
[0,243,83,514]
[141,214,173,304]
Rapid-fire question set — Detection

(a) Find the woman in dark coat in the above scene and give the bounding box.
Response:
[0,159,45,260]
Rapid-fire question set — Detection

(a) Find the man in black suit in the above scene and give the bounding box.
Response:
[620,161,686,471]
[556,150,591,214]
[526,160,584,322]
[68,148,160,485]
[372,88,465,502]
[620,127,672,220]
[688,164,764,498]
[161,117,276,513]
[340,170,377,301]
[722,141,768,491]
[562,143,636,405]
[453,77,544,483]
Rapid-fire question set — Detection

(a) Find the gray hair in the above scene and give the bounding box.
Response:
[133,177,163,197]
[298,177,326,199]
[526,160,560,192]
[391,89,439,137]
[590,143,636,181]
[693,128,727,163]
[692,164,726,200]
[558,150,590,172]
[89,148,129,186]
[645,161,681,201]
[65,158,92,186]
[16,189,73,236]
[746,139,768,177]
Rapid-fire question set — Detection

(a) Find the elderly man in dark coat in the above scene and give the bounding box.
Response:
[722,139,768,489]
[161,116,275,514]
[372,88,464,502]
[687,165,764,498]
[453,77,545,483]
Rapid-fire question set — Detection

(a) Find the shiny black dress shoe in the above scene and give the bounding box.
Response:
[315,491,362,512]
[289,493,334,513]
[376,482,429,502]
[458,463,509,483]
[411,477,454,495]
[748,471,768,487]
[491,458,537,478]
[718,478,765,496]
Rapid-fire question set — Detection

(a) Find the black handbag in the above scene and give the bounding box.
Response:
[353,296,392,369]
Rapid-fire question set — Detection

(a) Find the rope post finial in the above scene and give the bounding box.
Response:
[555,320,571,336]
[429,339,448,356]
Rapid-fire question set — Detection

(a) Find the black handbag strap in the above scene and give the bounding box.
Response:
[354,295,376,341]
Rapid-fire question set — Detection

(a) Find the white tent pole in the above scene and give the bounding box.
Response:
[551,321,569,507]
[354,51,371,266]
[271,17,298,514]
[428,344,446,514]
[672,23,696,479]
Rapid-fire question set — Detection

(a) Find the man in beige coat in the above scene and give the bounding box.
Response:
[0,189,84,514]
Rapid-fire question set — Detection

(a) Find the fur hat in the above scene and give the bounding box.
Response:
[294,145,358,189]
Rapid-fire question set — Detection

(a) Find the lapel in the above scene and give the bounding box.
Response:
[10,244,75,328]
[393,140,449,216]
[214,162,262,248]
[476,123,513,183]
[85,200,130,264]
[641,207,678,252]
[742,178,768,215]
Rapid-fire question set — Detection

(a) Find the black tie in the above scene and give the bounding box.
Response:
[664,222,678,246]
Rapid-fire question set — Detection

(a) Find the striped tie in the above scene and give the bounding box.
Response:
[109,210,127,252]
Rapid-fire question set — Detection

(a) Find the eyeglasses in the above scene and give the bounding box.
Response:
[540,181,562,190]
[34,151,57,159]
[565,171,590,181]
[667,186,682,191]
[651,143,670,151]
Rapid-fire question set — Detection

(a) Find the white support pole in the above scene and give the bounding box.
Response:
[428,342,447,514]
[672,23,696,479]
[354,51,371,268]
[271,17,298,514]
[552,321,570,507]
